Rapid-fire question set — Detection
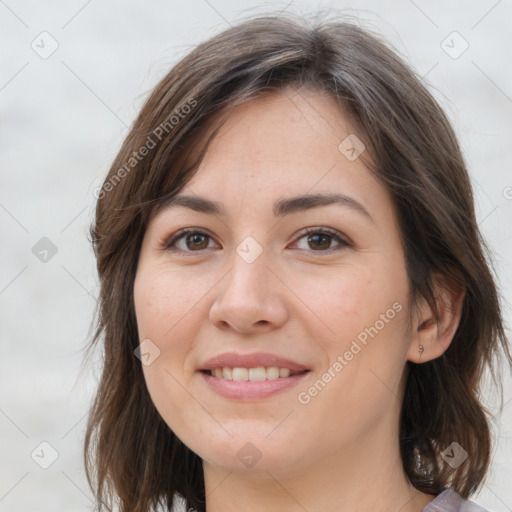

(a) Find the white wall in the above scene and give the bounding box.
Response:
[1,0,510,510]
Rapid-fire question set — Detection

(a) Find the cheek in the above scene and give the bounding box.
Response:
[294,267,409,446]
[134,266,208,442]
[134,267,190,393]
[303,257,410,393]
[133,262,216,403]
[300,258,408,343]
[134,263,210,343]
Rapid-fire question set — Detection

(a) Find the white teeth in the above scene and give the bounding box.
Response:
[266,366,280,380]
[209,366,299,381]
[248,367,266,381]
[232,368,249,381]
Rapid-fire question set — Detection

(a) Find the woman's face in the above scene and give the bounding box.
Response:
[134,87,415,478]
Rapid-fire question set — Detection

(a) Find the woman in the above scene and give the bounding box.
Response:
[84,12,511,512]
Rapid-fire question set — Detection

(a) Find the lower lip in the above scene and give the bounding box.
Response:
[200,371,310,400]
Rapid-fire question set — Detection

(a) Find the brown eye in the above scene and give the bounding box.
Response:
[292,227,350,254]
[307,232,332,250]
[185,233,210,250]
[164,229,217,253]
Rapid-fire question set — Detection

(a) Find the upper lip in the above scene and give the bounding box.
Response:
[199,352,309,372]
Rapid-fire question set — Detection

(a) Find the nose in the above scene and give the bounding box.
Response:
[208,250,289,334]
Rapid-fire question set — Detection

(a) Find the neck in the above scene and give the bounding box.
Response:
[202,430,435,512]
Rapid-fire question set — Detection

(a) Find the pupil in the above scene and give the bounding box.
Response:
[309,233,330,249]
[188,234,207,249]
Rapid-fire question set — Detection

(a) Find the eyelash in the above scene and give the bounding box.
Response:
[163,227,351,256]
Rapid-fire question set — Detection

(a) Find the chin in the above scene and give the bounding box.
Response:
[191,432,300,475]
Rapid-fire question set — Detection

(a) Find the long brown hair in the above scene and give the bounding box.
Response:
[84,11,511,512]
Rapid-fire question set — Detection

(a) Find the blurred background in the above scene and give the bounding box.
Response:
[1,0,511,510]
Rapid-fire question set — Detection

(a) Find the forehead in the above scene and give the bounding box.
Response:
[177,88,388,216]
[198,87,353,166]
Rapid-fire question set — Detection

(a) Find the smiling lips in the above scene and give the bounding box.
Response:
[210,366,299,381]
[199,352,310,399]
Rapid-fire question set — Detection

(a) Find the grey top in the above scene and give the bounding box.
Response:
[422,490,489,511]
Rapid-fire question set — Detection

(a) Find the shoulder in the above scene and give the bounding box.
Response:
[422,489,490,512]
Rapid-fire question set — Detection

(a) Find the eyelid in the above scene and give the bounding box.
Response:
[162,226,351,254]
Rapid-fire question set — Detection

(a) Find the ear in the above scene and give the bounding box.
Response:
[407,272,465,363]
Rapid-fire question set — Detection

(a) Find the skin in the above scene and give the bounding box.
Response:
[133,86,464,512]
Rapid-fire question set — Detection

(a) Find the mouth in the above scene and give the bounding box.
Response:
[198,352,311,400]
[201,366,308,381]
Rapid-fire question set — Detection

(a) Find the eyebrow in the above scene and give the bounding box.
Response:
[160,192,374,223]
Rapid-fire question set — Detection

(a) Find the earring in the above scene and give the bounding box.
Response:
[418,345,424,355]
